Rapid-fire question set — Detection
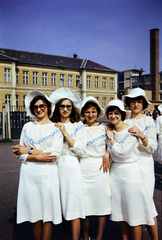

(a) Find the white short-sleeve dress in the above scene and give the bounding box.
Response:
[108,127,155,226]
[125,116,158,217]
[17,121,63,224]
[156,115,162,161]
[58,121,87,220]
[80,123,111,216]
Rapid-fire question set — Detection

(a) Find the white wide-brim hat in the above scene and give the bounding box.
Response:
[25,90,55,119]
[81,96,103,114]
[158,104,162,113]
[122,87,151,109]
[104,99,131,119]
[49,88,82,112]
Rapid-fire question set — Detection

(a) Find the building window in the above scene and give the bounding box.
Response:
[33,72,38,85]
[102,77,107,88]
[102,97,106,108]
[68,75,73,87]
[160,94,162,100]
[95,77,99,88]
[23,95,26,108]
[51,73,57,86]
[95,97,99,102]
[110,78,114,89]
[4,68,11,82]
[16,70,19,83]
[16,95,19,108]
[42,73,48,85]
[110,97,114,101]
[5,94,11,105]
[60,74,65,86]
[76,75,81,87]
[87,76,91,88]
[23,71,29,84]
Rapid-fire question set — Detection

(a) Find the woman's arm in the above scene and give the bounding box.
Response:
[99,151,110,173]
[55,122,75,147]
[128,126,148,147]
[12,145,43,155]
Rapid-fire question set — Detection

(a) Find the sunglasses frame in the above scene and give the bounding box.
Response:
[33,104,47,111]
[59,105,72,111]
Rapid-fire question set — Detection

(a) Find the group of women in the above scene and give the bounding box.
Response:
[12,87,158,240]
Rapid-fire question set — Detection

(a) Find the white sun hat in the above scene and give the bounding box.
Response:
[49,87,82,112]
[25,90,55,119]
[104,99,131,119]
[122,87,151,109]
[158,104,162,113]
[81,96,103,114]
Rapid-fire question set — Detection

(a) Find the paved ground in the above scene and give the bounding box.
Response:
[0,140,161,240]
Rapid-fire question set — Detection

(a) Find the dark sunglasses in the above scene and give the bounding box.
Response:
[59,105,72,111]
[33,104,47,110]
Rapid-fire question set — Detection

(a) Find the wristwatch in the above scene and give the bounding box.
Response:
[28,148,33,155]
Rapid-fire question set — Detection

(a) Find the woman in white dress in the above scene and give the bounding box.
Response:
[104,99,155,240]
[123,88,158,240]
[156,104,162,161]
[49,88,87,240]
[12,91,63,240]
[80,96,111,240]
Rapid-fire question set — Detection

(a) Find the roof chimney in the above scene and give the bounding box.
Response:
[73,53,78,58]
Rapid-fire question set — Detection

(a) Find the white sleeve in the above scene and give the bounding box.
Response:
[110,134,138,161]
[17,125,29,163]
[45,131,63,160]
[70,124,87,156]
[139,118,157,153]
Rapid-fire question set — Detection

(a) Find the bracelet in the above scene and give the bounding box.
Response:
[141,136,146,141]
[109,137,115,141]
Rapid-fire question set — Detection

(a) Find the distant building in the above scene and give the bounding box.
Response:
[0,48,118,110]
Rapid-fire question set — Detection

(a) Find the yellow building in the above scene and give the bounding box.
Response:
[0,48,118,111]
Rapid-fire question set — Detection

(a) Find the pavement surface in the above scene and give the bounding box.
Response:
[0,140,161,240]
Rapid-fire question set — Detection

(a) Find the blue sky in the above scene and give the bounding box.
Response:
[0,0,162,74]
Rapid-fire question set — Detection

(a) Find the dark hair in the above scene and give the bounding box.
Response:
[124,96,148,110]
[30,95,51,117]
[106,106,126,121]
[81,102,100,116]
[51,98,80,123]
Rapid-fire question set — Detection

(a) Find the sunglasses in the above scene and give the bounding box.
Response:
[59,105,72,111]
[33,104,47,110]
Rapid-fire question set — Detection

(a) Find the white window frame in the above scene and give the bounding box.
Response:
[76,75,81,87]
[102,77,107,88]
[102,97,107,108]
[33,72,38,85]
[5,94,11,105]
[16,95,19,108]
[42,73,48,85]
[51,73,57,86]
[87,76,91,88]
[16,70,19,83]
[60,74,65,86]
[68,75,73,87]
[23,71,29,84]
[110,78,114,89]
[4,68,11,82]
[95,76,99,88]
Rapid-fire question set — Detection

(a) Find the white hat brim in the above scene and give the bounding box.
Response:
[81,96,103,114]
[25,91,55,119]
[49,88,82,112]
